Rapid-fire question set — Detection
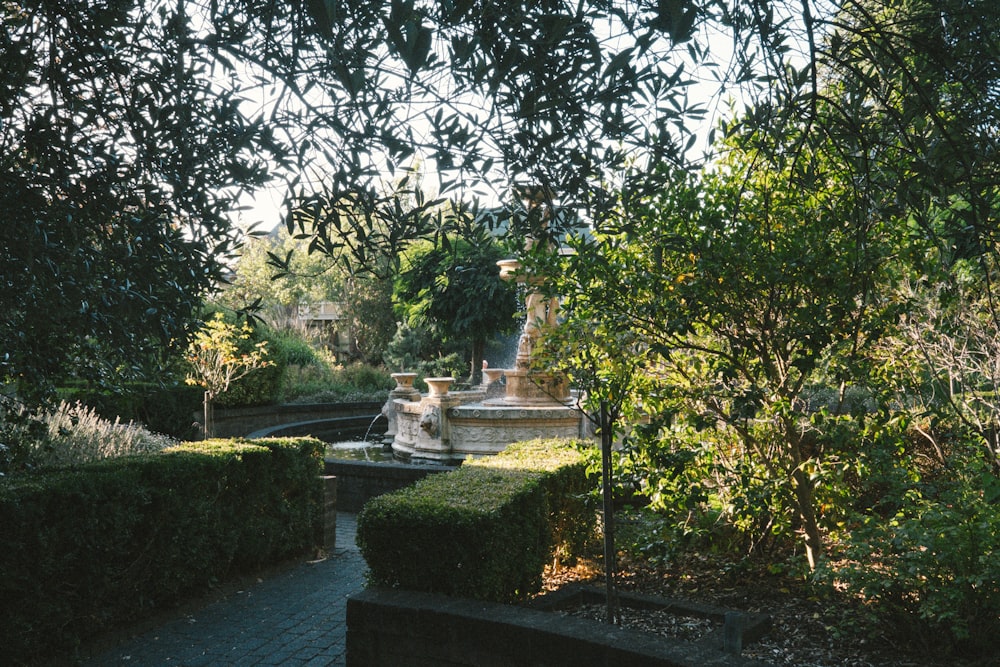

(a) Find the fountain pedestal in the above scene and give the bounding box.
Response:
[382,373,422,446]
[391,378,468,465]
[490,369,569,406]
[390,367,583,465]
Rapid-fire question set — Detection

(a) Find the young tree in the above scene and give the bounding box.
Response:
[185,314,272,438]
[544,140,898,570]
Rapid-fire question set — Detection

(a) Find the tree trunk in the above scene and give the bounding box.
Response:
[469,338,486,385]
[790,465,824,571]
[203,391,215,440]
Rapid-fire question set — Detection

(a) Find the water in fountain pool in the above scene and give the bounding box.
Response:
[325,440,396,462]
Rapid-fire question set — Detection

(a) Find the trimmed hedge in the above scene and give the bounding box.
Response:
[356,438,595,603]
[0,437,324,664]
[465,439,597,567]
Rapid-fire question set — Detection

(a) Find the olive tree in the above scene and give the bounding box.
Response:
[0,0,898,402]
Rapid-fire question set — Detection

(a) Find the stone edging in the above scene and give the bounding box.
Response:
[346,587,774,666]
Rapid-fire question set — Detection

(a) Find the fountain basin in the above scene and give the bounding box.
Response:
[247,414,386,442]
[326,441,395,462]
[445,404,582,458]
[324,457,454,512]
[388,381,586,465]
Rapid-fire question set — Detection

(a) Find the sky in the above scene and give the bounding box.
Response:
[232,3,815,233]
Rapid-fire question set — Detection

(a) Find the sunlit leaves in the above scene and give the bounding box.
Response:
[185,313,273,403]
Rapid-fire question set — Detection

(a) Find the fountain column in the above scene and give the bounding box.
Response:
[494,259,569,406]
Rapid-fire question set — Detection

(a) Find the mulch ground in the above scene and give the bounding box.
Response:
[539,551,996,667]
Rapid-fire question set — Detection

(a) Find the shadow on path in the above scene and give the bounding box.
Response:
[83,513,364,667]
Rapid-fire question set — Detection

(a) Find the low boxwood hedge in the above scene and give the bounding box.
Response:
[356,438,596,603]
[0,436,324,664]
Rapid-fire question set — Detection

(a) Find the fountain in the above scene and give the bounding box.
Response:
[388,215,586,464]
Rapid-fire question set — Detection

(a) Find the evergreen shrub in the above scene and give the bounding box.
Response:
[0,437,323,663]
[356,438,595,602]
[827,456,1000,653]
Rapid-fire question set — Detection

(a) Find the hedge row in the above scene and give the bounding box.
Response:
[0,437,324,664]
[356,438,596,603]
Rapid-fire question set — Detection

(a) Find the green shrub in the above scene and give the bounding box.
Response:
[0,436,324,663]
[128,383,203,439]
[356,438,595,602]
[280,360,392,404]
[272,328,321,366]
[465,438,597,566]
[826,457,1000,654]
[336,362,394,394]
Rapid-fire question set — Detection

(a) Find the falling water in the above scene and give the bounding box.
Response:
[361,413,382,444]
[323,413,393,462]
[489,332,521,369]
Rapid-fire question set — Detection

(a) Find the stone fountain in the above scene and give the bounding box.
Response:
[384,258,585,465]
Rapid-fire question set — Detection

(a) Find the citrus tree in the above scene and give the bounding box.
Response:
[536,0,1000,574]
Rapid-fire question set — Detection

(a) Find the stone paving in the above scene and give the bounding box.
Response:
[84,513,365,667]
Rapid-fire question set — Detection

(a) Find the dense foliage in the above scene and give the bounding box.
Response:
[0,0,283,402]
[357,438,594,602]
[527,0,1000,653]
[393,227,520,383]
[4,0,1000,655]
[0,437,324,662]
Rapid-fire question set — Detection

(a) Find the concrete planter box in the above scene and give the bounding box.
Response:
[346,587,773,667]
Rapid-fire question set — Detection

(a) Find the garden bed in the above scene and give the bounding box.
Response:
[526,584,771,656]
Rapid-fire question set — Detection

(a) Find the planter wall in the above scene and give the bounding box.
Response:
[346,589,773,667]
[196,401,384,438]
